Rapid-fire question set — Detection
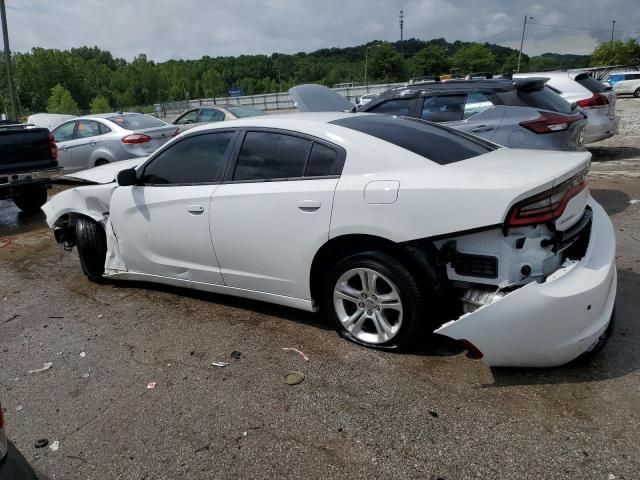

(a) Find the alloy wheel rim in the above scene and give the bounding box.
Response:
[333,267,403,344]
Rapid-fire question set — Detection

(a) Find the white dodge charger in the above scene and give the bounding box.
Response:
[43,112,617,367]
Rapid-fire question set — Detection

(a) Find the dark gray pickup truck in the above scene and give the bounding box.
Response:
[0,124,62,213]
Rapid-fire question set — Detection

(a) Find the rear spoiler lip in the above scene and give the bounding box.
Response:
[512,77,550,92]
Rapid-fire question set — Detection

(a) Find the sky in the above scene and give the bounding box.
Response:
[4,0,640,61]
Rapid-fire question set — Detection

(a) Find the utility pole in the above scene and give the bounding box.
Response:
[399,10,404,43]
[610,20,616,44]
[0,0,17,121]
[517,15,532,74]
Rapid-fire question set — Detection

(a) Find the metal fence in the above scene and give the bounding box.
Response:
[153,82,404,116]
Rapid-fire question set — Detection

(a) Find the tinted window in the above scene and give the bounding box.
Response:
[142,132,235,184]
[368,98,414,116]
[233,132,311,181]
[464,93,494,119]
[107,113,166,130]
[306,143,341,177]
[421,95,465,122]
[226,106,265,118]
[331,115,494,165]
[198,109,225,122]
[175,110,198,125]
[98,123,111,134]
[53,121,75,142]
[575,74,607,93]
[76,120,102,139]
[517,85,573,114]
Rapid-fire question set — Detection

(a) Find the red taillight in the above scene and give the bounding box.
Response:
[576,93,609,109]
[122,133,151,144]
[520,111,583,134]
[48,132,58,160]
[507,170,589,227]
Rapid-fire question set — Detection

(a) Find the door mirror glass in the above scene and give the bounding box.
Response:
[117,168,138,186]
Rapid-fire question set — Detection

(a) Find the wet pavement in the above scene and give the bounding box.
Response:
[0,99,639,479]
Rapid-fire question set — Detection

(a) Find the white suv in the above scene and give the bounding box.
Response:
[606,71,640,98]
[515,71,618,144]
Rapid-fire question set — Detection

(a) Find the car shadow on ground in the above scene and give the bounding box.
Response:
[588,146,640,162]
[591,188,631,216]
[486,269,639,387]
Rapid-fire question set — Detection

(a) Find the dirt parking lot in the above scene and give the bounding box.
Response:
[1,99,640,480]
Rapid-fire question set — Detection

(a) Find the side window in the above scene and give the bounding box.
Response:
[52,121,76,142]
[306,143,342,177]
[368,98,414,116]
[198,109,225,122]
[141,132,235,185]
[464,93,494,119]
[421,95,466,122]
[175,110,198,125]
[233,131,311,181]
[76,120,102,139]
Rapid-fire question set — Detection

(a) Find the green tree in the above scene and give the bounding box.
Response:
[89,95,111,113]
[451,43,496,73]
[47,84,80,114]
[590,39,640,66]
[368,43,406,82]
[409,45,450,77]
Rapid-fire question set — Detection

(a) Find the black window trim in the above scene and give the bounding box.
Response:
[137,129,241,186]
[222,127,347,184]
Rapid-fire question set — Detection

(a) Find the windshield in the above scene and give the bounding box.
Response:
[107,113,167,130]
[226,106,265,118]
[331,114,495,165]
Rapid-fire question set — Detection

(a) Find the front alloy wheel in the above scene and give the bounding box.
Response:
[333,268,404,344]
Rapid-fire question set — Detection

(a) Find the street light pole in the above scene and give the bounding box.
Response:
[0,0,18,121]
[611,20,616,44]
[517,15,532,74]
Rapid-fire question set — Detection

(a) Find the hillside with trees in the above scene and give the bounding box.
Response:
[0,38,600,116]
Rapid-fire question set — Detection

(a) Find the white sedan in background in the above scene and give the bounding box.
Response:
[43,112,616,367]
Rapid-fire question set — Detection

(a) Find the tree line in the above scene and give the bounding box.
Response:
[1,37,637,116]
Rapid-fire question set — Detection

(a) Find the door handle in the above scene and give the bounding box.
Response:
[470,125,494,133]
[297,200,321,212]
[187,204,205,214]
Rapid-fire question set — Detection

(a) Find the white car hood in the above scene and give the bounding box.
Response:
[61,157,148,184]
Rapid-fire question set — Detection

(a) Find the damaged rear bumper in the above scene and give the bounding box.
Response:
[435,198,616,367]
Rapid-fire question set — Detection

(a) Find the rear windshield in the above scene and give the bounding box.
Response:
[330,115,495,165]
[226,106,265,118]
[517,85,573,114]
[106,113,166,130]
[575,74,607,93]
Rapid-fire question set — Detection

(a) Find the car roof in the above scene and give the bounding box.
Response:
[78,112,143,120]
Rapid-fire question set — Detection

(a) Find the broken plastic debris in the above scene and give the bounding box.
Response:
[230,351,241,360]
[211,362,229,368]
[28,362,53,374]
[49,440,59,452]
[82,373,90,378]
[282,347,309,362]
[34,439,49,449]
[147,382,156,389]
[80,351,86,358]
[283,371,305,385]
[15,405,23,412]
[243,431,248,437]
[627,199,640,205]
[98,314,104,319]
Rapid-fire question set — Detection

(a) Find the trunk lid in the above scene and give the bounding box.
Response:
[136,125,177,152]
[289,84,355,112]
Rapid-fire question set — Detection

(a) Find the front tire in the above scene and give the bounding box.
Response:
[634,88,640,98]
[12,187,47,214]
[323,251,427,350]
[75,217,107,283]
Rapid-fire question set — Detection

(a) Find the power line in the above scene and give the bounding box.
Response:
[480,22,525,42]
[529,21,640,36]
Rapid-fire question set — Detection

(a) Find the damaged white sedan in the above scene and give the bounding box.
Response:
[43,112,616,367]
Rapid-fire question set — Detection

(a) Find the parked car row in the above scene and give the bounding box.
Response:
[604,70,640,97]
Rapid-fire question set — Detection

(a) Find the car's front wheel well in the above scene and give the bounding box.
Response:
[309,234,441,308]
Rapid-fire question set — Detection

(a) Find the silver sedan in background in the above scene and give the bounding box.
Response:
[172,105,265,132]
[51,113,178,173]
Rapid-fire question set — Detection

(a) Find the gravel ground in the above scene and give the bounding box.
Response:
[0,98,639,480]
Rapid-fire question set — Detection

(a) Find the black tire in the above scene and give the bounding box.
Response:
[322,251,428,351]
[75,216,107,283]
[12,187,47,214]
[634,88,640,98]
[95,159,109,167]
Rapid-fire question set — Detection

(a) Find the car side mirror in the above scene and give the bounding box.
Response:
[117,168,138,186]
